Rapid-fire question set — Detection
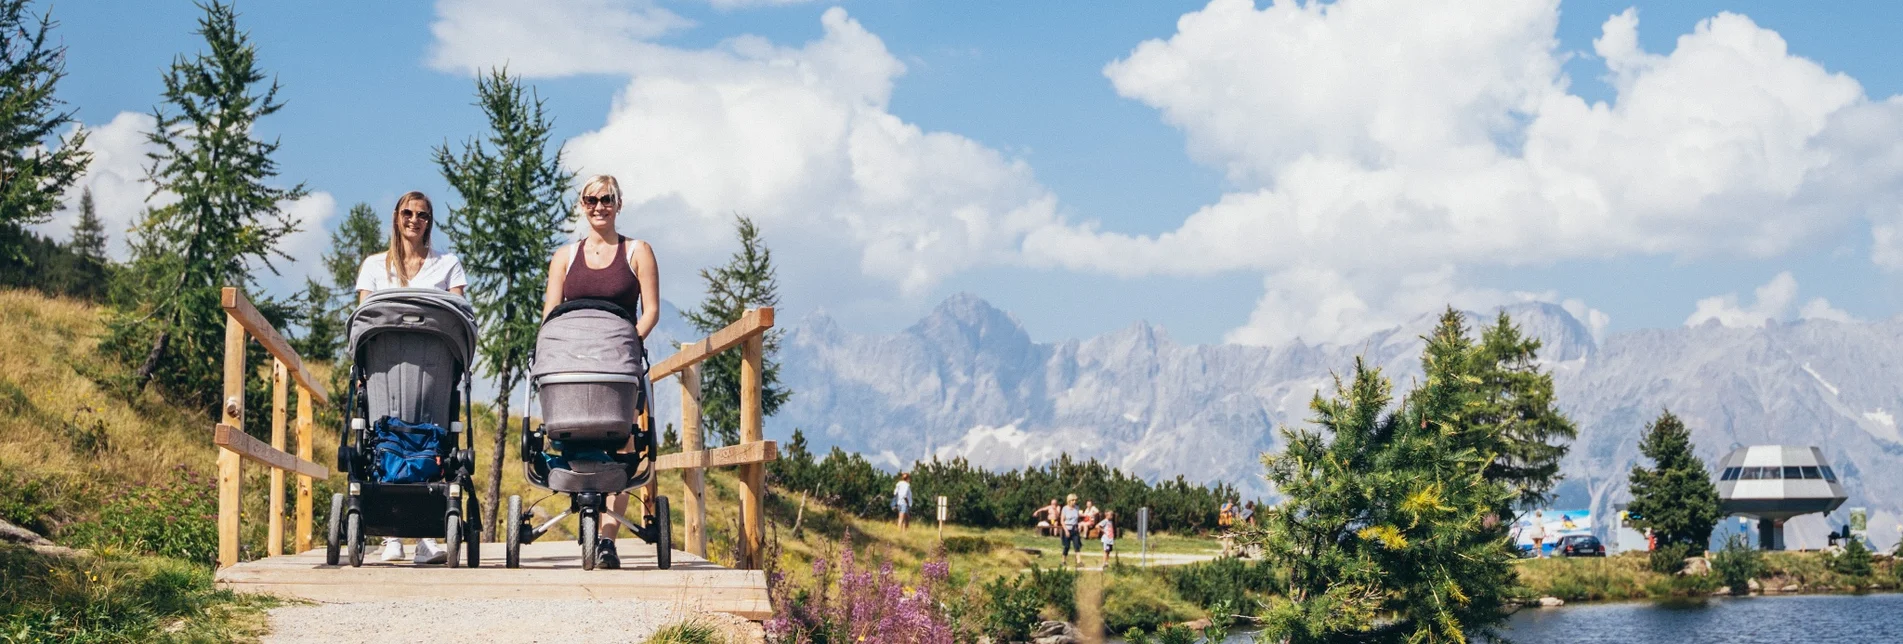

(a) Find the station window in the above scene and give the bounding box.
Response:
[1801,466,1822,480]
[1720,467,1741,481]
[1821,466,1838,483]
[1740,467,1761,480]
[1783,466,1804,479]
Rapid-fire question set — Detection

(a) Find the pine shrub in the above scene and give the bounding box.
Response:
[1709,535,1763,595]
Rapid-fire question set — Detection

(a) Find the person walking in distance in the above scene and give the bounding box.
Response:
[893,472,913,532]
[1060,494,1083,568]
[1099,510,1117,567]
[1529,510,1548,558]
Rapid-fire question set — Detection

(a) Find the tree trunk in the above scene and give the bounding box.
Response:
[135,329,170,391]
[481,379,510,542]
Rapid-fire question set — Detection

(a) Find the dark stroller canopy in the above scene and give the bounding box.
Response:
[349,288,479,369]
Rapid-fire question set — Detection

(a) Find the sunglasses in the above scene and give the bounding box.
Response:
[400,208,432,221]
[583,194,617,206]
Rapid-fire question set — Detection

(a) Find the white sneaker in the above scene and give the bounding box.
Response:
[414,538,448,565]
[378,537,405,562]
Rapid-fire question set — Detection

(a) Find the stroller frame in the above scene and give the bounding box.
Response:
[324,289,482,568]
[505,300,673,570]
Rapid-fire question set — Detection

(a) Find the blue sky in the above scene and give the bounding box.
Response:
[34,0,1903,346]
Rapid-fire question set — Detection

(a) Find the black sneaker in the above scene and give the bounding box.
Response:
[595,539,620,569]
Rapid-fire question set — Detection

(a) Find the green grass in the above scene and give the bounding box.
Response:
[644,618,726,644]
[0,545,280,643]
[1511,551,1900,602]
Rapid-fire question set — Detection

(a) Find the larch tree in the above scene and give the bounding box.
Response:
[1626,409,1721,572]
[0,0,91,262]
[1248,357,1517,643]
[434,68,572,541]
[684,216,790,446]
[106,1,304,410]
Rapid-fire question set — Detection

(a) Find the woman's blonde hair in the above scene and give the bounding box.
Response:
[1066,494,1078,503]
[386,191,433,287]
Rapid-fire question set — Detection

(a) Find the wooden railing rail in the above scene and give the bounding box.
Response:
[216,287,331,568]
[649,307,778,569]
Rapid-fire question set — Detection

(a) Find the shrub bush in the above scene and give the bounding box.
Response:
[63,465,216,564]
[1647,542,1696,574]
[980,573,1042,641]
[1167,556,1276,612]
[1026,564,1077,620]
[1102,577,1196,635]
[1826,539,1874,581]
[941,535,1005,555]
[1709,535,1763,595]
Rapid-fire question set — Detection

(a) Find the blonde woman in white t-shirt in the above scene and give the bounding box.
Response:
[352,191,466,564]
[356,191,467,303]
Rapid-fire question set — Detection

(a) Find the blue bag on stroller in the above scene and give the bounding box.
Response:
[373,417,449,484]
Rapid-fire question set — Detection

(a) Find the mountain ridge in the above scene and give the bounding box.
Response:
[648,294,1901,550]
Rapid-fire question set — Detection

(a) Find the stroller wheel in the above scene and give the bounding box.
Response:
[653,496,672,571]
[505,495,523,569]
[579,514,598,571]
[346,511,364,568]
[445,513,463,568]
[325,493,345,566]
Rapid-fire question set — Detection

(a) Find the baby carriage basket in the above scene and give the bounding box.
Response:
[326,288,482,568]
[506,299,672,570]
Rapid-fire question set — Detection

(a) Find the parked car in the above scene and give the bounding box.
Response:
[1556,534,1605,557]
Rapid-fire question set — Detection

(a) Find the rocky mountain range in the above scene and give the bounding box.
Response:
[642,294,1902,549]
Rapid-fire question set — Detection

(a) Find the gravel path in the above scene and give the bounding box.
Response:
[263,598,762,643]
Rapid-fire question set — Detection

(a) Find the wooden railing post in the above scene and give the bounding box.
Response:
[268,360,288,556]
[295,385,314,554]
[680,363,706,557]
[739,331,765,570]
[219,313,246,569]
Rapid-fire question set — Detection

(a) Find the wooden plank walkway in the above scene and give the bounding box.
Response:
[215,539,771,620]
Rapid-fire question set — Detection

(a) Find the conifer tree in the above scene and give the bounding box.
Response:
[435,68,572,540]
[0,0,90,261]
[685,216,790,446]
[1410,309,1578,509]
[70,187,106,260]
[52,186,109,299]
[1626,409,1721,571]
[106,1,304,406]
[1472,312,1577,507]
[1250,358,1516,643]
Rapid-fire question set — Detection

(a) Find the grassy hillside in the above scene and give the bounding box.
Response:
[0,289,289,640]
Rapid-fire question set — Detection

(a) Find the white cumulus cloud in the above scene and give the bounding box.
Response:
[1685,271,1852,327]
[432,3,1065,303]
[32,110,337,296]
[1021,0,1903,344]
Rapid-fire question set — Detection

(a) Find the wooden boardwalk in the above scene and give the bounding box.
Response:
[215,539,771,620]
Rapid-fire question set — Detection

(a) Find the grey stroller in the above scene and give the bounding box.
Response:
[326,288,482,568]
[506,299,672,570]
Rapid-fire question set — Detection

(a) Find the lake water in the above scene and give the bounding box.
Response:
[1115,593,1903,643]
[1495,593,1903,643]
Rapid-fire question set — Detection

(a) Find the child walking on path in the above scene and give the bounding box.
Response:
[1099,510,1117,567]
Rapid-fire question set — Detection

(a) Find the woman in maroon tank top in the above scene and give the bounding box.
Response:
[540,175,660,568]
